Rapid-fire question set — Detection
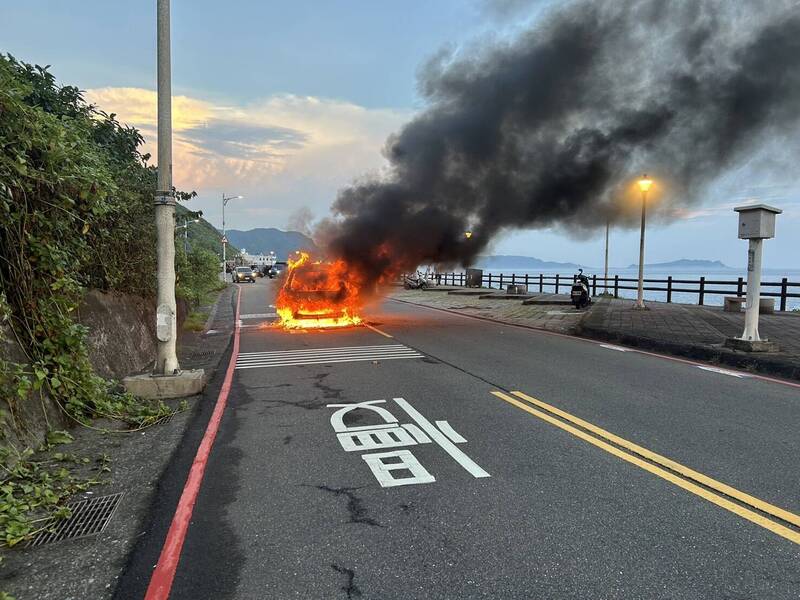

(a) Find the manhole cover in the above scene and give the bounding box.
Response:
[189,350,214,361]
[27,492,123,547]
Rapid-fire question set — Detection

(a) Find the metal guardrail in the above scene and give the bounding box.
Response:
[425,272,800,312]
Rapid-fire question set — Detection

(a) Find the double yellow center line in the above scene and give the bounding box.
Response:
[491,390,800,545]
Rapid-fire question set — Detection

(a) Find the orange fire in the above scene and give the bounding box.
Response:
[275,252,364,329]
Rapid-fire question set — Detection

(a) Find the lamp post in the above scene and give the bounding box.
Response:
[634,175,653,309]
[175,217,200,253]
[603,220,610,295]
[221,193,242,280]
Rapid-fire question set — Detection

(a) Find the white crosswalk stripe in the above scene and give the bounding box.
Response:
[235,344,424,369]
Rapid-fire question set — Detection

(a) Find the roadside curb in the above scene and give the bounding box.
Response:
[390,296,799,383]
[576,324,800,382]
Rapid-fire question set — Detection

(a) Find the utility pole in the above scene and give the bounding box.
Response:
[154,0,179,374]
[603,220,609,295]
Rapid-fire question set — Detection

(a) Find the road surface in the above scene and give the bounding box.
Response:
[118,277,800,599]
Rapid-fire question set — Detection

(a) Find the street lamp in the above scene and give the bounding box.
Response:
[175,217,200,253]
[634,174,653,309]
[221,193,242,279]
[464,231,473,239]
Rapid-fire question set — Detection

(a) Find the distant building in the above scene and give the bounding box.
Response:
[240,250,277,267]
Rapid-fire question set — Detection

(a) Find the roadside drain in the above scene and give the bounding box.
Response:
[189,350,215,361]
[27,492,123,547]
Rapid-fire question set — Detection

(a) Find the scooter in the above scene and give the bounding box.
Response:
[403,273,430,290]
[570,269,592,309]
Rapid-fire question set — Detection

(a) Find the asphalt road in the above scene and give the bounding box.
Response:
[120,277,800,599]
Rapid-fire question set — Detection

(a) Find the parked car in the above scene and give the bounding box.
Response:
[233,266,255,283]
[268,261,288,278]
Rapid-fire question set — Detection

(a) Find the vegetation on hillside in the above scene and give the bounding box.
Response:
[0,55,223,549]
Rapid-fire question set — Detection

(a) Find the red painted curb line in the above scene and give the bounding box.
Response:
[144,286,242,600]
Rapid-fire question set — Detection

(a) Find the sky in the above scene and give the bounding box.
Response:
[2,0,798,269]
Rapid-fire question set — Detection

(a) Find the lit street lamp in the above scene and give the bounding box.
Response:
[221,193,243,279]
[634,175,653,310]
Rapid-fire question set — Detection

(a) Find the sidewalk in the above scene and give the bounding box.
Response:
[2,286,238,600]
[580,297,800,381]
[389,287,586,334]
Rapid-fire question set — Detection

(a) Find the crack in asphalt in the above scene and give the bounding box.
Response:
[314,372,344,400]
[307,485,384,528]
[331,564,362,599]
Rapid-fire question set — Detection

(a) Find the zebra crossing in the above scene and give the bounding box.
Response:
[235,344,424,370]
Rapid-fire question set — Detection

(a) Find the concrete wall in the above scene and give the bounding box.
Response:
[1,290,187,451]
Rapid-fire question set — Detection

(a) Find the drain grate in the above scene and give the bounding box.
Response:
[27,492,123,547]
[189,349,215,361]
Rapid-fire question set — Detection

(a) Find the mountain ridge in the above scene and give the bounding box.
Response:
[225,227,317,259]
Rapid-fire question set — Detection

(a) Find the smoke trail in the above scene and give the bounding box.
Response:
[321,0,800,282]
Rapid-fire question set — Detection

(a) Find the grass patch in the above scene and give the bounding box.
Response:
[183,311,207,332]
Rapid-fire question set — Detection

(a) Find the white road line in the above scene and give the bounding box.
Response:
[235,354,423,369]
[697,366,749,378]
[393,398,490,479]
[238,344,405,357]
[234,344,424,370]
[365,323,393,338]
[236,348,414,362]
[236,350,421,365]
[599,344,630,352]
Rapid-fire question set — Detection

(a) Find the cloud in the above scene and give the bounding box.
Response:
[83,87,410,224]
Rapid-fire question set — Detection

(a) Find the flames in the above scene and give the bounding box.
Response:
[275,252,364,329]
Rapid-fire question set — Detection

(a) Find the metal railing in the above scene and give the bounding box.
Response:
[423,272,800,312]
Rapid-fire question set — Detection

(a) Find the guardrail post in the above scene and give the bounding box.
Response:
[539,273,543,293]
[511,273,516,286]
[780,277,788,311]
[667,276,673,303]
[555,274,560,294]
[525,273,529,288]
[499,273,504,289]
[737,276,744,297]
[592,274,597,296]
[699,276,705,306]
[613,275,619,298]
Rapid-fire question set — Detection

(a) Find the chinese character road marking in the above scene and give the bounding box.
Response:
[362,450,436,487]
[327,397,490,488]
[393,398,490,480]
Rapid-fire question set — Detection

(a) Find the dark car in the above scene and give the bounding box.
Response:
[268,261,288,278]
[233,266,255,283]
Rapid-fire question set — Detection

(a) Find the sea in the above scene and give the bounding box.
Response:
[430,267,800,311]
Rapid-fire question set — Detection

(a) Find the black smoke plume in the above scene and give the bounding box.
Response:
[322,0,800,282]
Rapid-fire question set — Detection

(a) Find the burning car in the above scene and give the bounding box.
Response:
[275,252,363,329]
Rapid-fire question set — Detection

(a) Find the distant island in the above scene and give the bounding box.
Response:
[474,255,585,270]
[625,259,734,270]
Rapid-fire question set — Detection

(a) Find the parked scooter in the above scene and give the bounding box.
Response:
[403,273,430,290]
[570,269,592,309]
